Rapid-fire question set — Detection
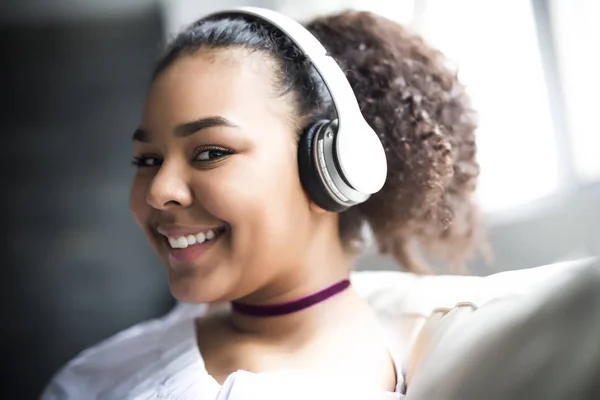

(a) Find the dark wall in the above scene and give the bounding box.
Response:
[0,9,174,399]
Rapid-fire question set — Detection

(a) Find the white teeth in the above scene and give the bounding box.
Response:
[166,228,220,249]
[176,237,188,249]
[186,235,196,245]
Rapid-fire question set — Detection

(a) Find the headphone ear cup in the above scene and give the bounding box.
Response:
[298,120,349,213]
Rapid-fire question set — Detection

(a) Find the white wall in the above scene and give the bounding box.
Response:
[158,0,416,37]
[549,0,600,183]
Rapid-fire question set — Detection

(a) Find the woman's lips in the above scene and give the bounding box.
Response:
[160,226,227,265]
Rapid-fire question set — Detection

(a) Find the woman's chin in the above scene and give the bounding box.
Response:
[166,269,229,304]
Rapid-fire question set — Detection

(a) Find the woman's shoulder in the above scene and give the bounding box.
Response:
[40,303,211,399]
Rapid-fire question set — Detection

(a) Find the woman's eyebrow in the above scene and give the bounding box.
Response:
[132,116,239,142]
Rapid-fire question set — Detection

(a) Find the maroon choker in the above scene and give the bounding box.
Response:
[231,279,351,317]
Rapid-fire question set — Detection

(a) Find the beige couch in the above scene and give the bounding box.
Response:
[352,257,596,338]
[351,257,600,399]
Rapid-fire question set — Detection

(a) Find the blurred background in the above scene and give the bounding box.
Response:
[1,0,598,398]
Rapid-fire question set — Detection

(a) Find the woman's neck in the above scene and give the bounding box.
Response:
[227,285,364,339]
[226,239,357,338]
[206,213,361,338]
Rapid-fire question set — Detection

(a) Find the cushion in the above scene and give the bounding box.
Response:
[403,259,600,399]
[350,257,598,363]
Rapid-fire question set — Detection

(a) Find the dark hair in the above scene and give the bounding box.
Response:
[154,10,484,273]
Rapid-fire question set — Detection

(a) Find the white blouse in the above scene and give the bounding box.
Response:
[40,302,406,400]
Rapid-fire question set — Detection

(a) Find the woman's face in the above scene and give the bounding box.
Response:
[130,49,318,303]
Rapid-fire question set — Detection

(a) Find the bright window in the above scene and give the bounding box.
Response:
[550,0,600,183]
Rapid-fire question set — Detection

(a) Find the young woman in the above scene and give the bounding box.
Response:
[41,7,481,399]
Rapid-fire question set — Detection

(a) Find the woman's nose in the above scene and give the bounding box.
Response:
[146,163,193,210]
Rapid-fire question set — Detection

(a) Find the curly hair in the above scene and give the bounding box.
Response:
[155,10,484,273]
[307,12,483,272]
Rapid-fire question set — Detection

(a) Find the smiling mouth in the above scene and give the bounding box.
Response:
[158,226,228,265]
[163,227,225,249]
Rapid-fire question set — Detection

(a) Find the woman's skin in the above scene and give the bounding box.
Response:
[129,49,397,390]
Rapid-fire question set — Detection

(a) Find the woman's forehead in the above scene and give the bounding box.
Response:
[142,49,285,130]
[153,48,278,95]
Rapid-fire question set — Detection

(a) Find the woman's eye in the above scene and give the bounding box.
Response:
[195,148,231,162]
[132,157,162,168]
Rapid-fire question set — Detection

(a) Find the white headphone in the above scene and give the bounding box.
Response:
[202,7,387,212]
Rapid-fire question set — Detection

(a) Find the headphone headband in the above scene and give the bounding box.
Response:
[201,7,387,195]
[204,7,362,129]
